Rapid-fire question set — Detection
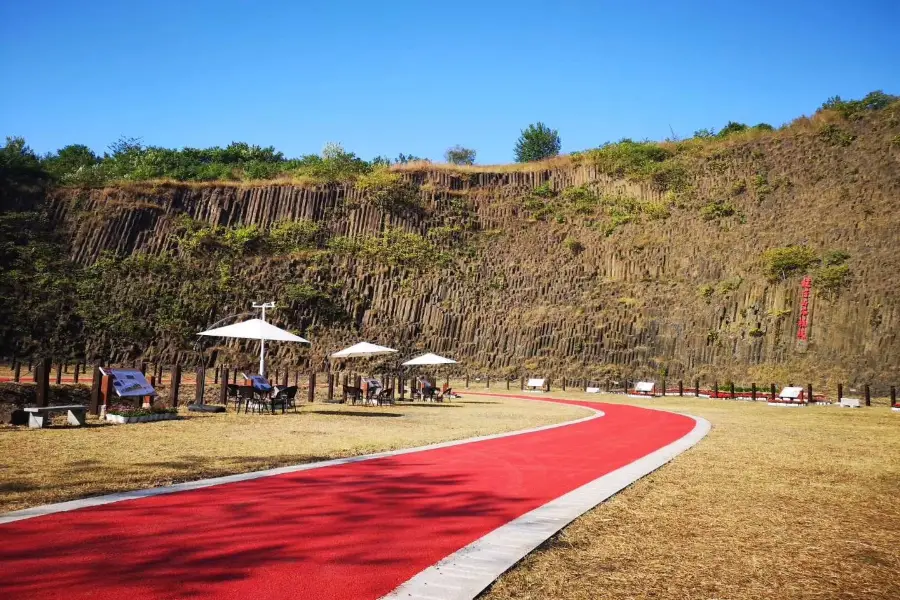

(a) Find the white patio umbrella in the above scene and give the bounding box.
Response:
[198,318,309,377]
[402,353,458,400]
[402,353,457,366]
[331,342,397,359]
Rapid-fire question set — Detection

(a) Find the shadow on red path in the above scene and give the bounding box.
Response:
[0,398,695,600]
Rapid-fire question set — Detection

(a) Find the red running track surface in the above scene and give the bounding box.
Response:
[0,398,696,600]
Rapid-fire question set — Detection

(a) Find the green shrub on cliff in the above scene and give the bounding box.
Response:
[700,199,736,220]
[268,220,325,252]
[354,168,421,212]
[761,246,818,281]
[814,264,851,295]
[820,90,898,120]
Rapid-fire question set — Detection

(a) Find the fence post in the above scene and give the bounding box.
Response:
[678,380,683,396]
[328,373,334,401]
[770,383,776,402]
[308,372,316,403]
[695,379,700,397]
[465,374,469,388]
[751,382,757,401]
[891,385,896,407]
[506,377,510,390]
[713,381,718,399]
[520,376,525,390]
[282,369,289,388]
[730,382,735,400]
[606,379,611,393]
[562,377,566,392]
[662,378,666,397]
[73,363,81,384]
[807,383,813,404]
[837,383,843,401]
[195,366,206,405]
[864,384,871,407]
[13,361,21,383]
[35,358,51,407]
[55,362,63,385]
[90,365,102,415]
[546,378,551,392]
[486,375,490,388]
[171,364,182,408]
[219,366,228,405]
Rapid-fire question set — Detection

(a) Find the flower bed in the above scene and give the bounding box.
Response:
[105,405,178,424]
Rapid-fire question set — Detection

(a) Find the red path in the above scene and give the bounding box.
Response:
[0,398,695,600]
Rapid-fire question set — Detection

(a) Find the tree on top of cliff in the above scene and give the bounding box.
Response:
[444,145,476,165]
[514,123,561,162]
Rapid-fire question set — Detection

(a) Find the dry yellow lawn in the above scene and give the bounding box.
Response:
[464,388,900,600]
[0,397,587,513]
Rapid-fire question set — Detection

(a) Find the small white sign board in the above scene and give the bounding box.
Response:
[585,387,600,394]
[839,397,861,408]
[526,378,546,390]
[779,386,804,400]
[635,381,656,393]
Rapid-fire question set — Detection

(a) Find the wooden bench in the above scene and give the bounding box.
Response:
[525,378,546,392]
[24,405,87,429]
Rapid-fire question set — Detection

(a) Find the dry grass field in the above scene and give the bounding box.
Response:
[466,388,900,600]
[0,396,587,513]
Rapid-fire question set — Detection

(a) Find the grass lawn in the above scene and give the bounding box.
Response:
[464,387,900,600]
[0,396,588,513]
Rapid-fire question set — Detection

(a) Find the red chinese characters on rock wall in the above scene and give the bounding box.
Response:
[797,276,812,341]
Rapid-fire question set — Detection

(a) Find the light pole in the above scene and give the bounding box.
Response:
[252,301,276,377]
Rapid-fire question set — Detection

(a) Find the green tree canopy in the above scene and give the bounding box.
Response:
[444,145,476,165]
[43,144,100,178]
[514,123,561,162]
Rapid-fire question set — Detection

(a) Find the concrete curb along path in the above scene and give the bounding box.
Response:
[383,398,710,599]
[0,395,708,600]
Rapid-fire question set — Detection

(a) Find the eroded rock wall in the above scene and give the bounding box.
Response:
[46,116,900,386]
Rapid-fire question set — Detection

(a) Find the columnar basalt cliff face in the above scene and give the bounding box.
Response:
[39,112,900,386]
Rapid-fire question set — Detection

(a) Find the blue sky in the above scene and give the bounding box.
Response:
[1,0,897,164]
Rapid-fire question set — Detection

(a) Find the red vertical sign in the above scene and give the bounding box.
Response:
[797,276,812,341]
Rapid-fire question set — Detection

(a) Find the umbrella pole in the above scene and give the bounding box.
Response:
[260,338,265,378]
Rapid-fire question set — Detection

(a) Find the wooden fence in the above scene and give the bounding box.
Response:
[4,359,900,413]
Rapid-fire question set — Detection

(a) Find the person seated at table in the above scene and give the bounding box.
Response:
[417,376,436,400]
[363,377,383,400]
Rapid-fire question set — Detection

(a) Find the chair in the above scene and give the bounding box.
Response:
[343,385,363,405]
[225,384,243,411]
[272,386,298,413]
[237,386,257,413]
[417,386,437,402]
[374,388,394,406]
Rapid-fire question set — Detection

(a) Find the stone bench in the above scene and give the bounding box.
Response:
[24,405,87,429]
[839,397,861,408]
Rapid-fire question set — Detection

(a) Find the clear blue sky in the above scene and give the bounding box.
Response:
[2,0,897,164]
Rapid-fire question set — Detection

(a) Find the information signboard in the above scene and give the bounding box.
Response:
[99,368,156,397]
